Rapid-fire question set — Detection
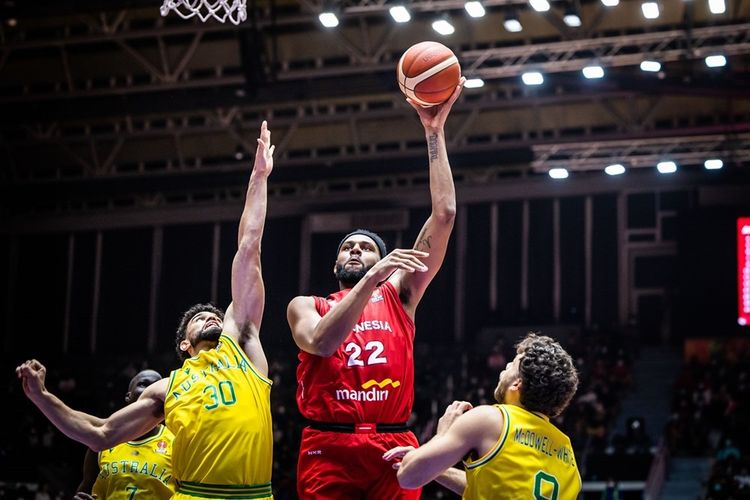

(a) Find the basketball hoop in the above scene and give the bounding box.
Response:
[160,0,248,25]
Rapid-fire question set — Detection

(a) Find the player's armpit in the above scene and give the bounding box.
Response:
[94,379,167,451]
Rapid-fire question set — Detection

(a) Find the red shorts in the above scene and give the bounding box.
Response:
[297,427,422,500]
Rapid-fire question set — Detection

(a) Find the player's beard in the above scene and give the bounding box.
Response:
[494,376,511,404]
[195,325,222,344]
[335,262,371,288]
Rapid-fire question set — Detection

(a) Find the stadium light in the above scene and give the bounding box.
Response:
[657,161,677,173]
[641,1,659,18]
[529,0,551,12]
[522,71,544,85]
[465,1,486,17]
[549,168,569,179]
[605,164,626,175]
[583,65,604,79]
[640,59,662,72]
[432,18,455,35]
[464,78,485,88]
[705,54,727,67]
[601,0,619,6]
[389,5,411,22]
[704,159,723,170]
[504,13,523,32]
[563,8,582,27]
[318,11,339,27]
[708,0,726,14]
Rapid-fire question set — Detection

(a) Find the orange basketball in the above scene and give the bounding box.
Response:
[397,41,461,107]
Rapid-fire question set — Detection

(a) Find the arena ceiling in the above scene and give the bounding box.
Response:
[1,0,749,226]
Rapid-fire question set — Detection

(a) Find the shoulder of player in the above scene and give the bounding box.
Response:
[455,405,505,438]
[143,377,169,403]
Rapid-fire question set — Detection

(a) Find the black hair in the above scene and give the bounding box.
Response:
[175,303,225,361]
[337,229,387,259]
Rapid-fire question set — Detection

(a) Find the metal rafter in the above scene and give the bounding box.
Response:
[532,133,750,171]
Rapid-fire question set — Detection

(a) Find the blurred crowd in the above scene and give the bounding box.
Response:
[666,345,750,499]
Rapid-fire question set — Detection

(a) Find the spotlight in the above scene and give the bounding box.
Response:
[522,71,544,85]
[529,0,551,12]
[503,13,523,32]
[583,65,604,79]
[657,161,677,173]
[708,0,726,14]
[601,0,619,6]
[549,168,569,179]
[464,78,485,88]
[318,11,339,27]
[705,54,727,67]
[704,159,723,170]
[640,60,661,72]
[464,1,486,17]
[389,5,411,22]
[432,17,455,35]
[605,164,625,175]
[641,1,659,18]
[563,8,582,27]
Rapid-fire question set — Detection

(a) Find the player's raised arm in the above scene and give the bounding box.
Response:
[223,120,274,375]
[16,359,166,452]
[390,78,465,313]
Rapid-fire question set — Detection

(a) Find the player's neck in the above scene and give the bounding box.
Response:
[192,339,220,355]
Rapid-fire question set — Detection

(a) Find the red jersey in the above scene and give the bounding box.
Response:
[296,281,415,424]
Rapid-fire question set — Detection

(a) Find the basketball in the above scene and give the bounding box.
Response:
[397,41,461,107]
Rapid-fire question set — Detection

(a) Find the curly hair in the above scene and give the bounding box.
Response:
[516,333,579,417]
[174,303,225,361]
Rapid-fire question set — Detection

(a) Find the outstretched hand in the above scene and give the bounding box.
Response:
[383,445,416,470]
[365,248,429,284]
[254,120,275,176]
[16,359,48,401]
[407,76,466,131]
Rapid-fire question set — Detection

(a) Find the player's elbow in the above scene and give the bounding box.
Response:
[309,336,338,358]
[433,204,456,225]
[396,465,422,490]
[396,457,424,490]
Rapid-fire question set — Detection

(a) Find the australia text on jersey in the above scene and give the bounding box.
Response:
[170,351,250,400]
[98,460,172,484]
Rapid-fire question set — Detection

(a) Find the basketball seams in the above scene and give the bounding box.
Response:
[403,55,459,90]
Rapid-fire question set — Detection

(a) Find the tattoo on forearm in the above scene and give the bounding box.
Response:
[428,133,439,161]
[417,233,432,250]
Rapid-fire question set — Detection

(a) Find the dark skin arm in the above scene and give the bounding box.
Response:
[73,448,99,499]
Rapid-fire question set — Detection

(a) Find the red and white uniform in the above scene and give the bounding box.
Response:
[296,281,421,500]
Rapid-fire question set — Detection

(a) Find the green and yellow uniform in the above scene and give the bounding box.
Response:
[463,404,581,500]
[165,334,273,499]
[92,424,175,499]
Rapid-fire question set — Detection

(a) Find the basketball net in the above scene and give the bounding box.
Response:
[160,0,248,24]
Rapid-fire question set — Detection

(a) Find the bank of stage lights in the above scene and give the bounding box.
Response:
[319,0,729,90]
[546,159,726,179]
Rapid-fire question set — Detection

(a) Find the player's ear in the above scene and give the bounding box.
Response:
[124,391,133,404]
[180,338,192,356]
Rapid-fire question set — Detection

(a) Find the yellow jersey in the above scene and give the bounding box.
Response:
[164,334,273,499]
[92,424,175,500]
[463,404,581,500]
